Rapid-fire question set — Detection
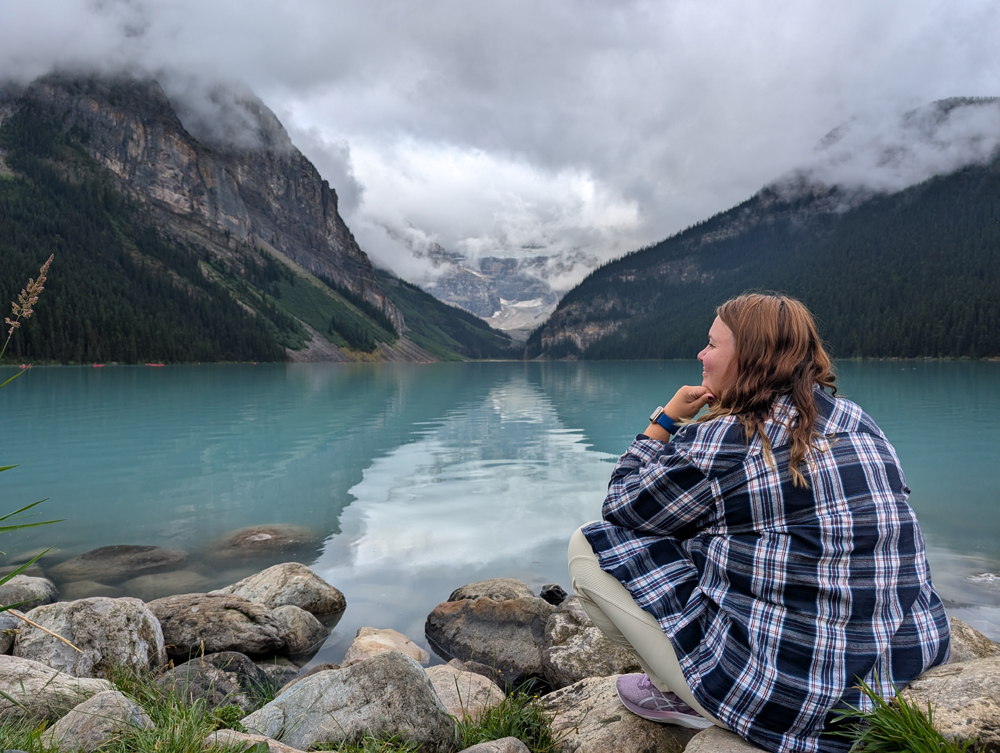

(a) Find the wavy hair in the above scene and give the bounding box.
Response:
[699,293,837,486]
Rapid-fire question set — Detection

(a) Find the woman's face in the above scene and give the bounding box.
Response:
[698,317,736,397]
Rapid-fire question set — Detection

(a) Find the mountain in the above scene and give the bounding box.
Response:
[527,99,1000,360]
[409,245,560,341]
[0,74,515,363]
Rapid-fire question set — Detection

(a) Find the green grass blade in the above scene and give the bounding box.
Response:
[0,498,50,522]
[0,369,25,390]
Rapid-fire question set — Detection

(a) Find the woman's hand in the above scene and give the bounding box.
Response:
[665,385,716,422]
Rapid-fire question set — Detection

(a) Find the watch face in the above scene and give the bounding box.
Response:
[649,407,663,423]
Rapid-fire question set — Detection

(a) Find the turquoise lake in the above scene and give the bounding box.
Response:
[2,361,998,665]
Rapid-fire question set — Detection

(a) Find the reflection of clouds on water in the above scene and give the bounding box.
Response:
[308,374,613,664]
[319,375,612,575]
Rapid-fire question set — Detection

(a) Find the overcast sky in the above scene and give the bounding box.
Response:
[2,0,999,287]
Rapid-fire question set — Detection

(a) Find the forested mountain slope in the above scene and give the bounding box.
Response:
[0,75,515,363]
[528,110,1000,360]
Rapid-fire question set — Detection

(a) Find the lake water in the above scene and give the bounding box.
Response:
[2,361,998,667]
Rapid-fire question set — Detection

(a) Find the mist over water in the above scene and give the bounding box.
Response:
[2,361,998,665]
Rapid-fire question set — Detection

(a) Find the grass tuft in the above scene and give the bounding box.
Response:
[834,678,979,753]
[455,686,562,753]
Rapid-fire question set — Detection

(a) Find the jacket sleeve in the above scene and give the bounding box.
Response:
[603,435,715,536]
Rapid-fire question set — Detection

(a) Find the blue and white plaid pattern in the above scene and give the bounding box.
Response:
[584,390,950,753]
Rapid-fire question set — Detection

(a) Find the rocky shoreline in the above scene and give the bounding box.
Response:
[2,548,999,753]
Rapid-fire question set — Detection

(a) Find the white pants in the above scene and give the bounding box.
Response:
[568,525,726,728]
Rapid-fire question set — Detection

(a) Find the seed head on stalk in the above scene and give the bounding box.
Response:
[1,254,53,363]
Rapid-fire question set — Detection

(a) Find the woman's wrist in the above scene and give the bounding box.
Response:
[643,422,672,442]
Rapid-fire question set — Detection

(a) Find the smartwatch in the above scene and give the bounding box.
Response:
[649,406,680,435]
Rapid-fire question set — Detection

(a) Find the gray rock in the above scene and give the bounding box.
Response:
[901,655,1000,751]
[541,596,643,690]
[275,662,340,697]
[1,610,22,654]
[538,675,698,753]
[449,578,535,602]
[242,651,456,751]
[458,738,530,753]
[203,730,306,752]
[425,594,555,688]
[0,575,59,611]
[206,527,322,562]
[48,545,189,584]
[426,663,504,722]
[538,583,568,606]
[685,727,766,753]
[0,656,112,722]
[212,562,346,615]
[57,581,125,601]
[255,657,301,691]
[121,570,213,602]
[40,690,153,751]
[271,604,329,661]
[948,617,1000,663]
[147,593,285,661]
[156,651,271,712]
[13,597,166,678]
[342,626,429,667]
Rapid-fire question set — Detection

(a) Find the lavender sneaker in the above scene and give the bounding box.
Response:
[616,674,714,728]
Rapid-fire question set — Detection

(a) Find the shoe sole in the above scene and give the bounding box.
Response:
[618,695,715,729]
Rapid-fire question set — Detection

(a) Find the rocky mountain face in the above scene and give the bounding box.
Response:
[528,103,1000,359]
[3,75,402,333]
[413,246,560,341]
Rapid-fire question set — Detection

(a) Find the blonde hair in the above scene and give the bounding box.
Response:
[699,293,837,486]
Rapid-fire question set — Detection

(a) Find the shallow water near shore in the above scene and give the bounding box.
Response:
[2,360,998,666]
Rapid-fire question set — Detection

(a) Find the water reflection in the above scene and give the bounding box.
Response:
[2,360,998,666]
[309,372,612,664]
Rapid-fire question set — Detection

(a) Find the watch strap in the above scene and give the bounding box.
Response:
[649,407,680,435]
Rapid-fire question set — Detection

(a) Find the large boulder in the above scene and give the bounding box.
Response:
[48,545,189,584]
[342,626,430,667]
[426,662,504,722]
[685,727,766,753]
[121,570,213,602]
[426,594,555,688]
[542,596,643,690]
[271,604,329,661]
[900,655,1000,751]
[212,562,346,615]
[13,597,166,678]
[948,617,1000,663]
[0,655,112,722]
[147,593,285,661]
[156,651,271,712]
[242,651,456,751]
[206,526,322,562]
[0,575,59,611]
[538,675,699,753]
[40,690,153,751]
[449,578,535,602]
[57,581,125,601]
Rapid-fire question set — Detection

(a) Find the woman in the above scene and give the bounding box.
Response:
[568,293,950,753]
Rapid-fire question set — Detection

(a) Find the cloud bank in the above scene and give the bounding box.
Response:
[2,0,999,287]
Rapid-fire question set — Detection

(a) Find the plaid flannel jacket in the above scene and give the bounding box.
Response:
[583,389,950,753]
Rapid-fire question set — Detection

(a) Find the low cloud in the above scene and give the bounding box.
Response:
[2,0,999,289]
